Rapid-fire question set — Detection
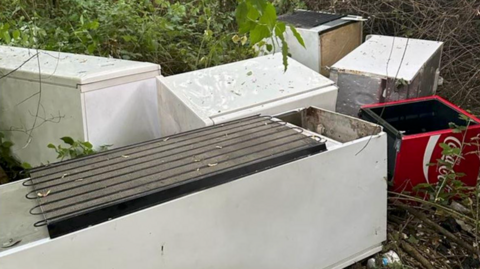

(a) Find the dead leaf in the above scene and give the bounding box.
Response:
[75,178,83,182]
[61,173,69,178]
[2,239,21,248]
[216,146,223,149]
[163,137,170,142]
[122,155,129,158]
[207,163,218,167]
[37,190,51,197]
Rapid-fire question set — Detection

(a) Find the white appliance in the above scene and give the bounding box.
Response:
[0,46,161,166]
[0,106,386,269]
[157,54,338,137]
[276,10,364,76]
[331,35,443,117]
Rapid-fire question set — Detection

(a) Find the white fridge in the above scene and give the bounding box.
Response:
[157,54,338,137]
[0,46,161,166]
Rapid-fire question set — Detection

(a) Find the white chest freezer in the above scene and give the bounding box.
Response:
[277,10,364,76]
[0,106,387,269]
[0,46,161,166]
[331,35,443,117]
[157,54,338,137]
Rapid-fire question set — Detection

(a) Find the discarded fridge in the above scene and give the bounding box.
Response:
[277,10,364,76]
[331,35,443,117]
[360,96,480,192]
[157,54,338,137]
[0,46,161,166]
[0,107,387,269]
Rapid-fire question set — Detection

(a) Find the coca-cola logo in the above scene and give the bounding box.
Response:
[423,135,461,183]
[437,136,461,181]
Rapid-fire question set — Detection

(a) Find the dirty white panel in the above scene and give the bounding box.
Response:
[332,35,443,82]
[0,121,387,269]
[161,54,334,119]
[83,78,161,148]
[158,54,337,136]
[0,46,160,89]
[0,46,161,166]
[0,77,84,166]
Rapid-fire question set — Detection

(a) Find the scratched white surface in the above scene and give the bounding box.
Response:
[160,54,334,119]
[332,35,443,81]
[0,45,159,86]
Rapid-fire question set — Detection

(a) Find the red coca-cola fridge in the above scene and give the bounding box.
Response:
[360,96,480,192]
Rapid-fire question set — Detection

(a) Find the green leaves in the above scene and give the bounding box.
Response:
[235,0,304,71]
[289,25,305,48]
[61,136,75,146]
[49,137,110,161]
[250,24,270,45]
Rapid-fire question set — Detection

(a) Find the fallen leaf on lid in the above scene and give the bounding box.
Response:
[216,146,223,149]
[75,178,83,182]
[2,239,21,248]
[196,168,200,171]
[37,190,51,197]
[163,137,170,141]
[122,155,129,158]
[61,173,69,178]
[207,163,218,167]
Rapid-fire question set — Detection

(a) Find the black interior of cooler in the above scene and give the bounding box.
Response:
[367,99,478,135]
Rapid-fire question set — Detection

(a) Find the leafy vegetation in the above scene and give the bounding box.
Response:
[48,136,110,161]
[0,0,257,75]
[0,132,29,183]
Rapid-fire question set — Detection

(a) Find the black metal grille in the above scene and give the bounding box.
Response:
[26,115,326,238]
[278,11,343,29]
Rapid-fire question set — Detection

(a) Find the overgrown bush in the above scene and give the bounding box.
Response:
[0,0,256,75]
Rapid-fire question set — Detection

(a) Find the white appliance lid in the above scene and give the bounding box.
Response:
[0,46,160,87]
[162,54,334,119]
[331,35,443,82]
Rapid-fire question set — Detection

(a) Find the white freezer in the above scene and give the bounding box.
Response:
[157,54,338,137]
[330,35,443,117]
[0,46,161,166]
[0,107,387,269]
[276,10,364,76]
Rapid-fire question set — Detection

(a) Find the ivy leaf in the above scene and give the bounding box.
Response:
[289,25,305,48]
[249,24,270,45]
[60,136,75,146]
[21,162,32,169]
[47,143,56,149]
[82,141,93,149]
[2,141,13,148]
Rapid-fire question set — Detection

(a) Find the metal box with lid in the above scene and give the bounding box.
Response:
[157,54,338,137]
[0,46,161,166]
[331,35,443,117]
[277,10,364,76]
[0,107,387,269]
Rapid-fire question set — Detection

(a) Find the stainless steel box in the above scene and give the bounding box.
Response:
[331,35,443,117]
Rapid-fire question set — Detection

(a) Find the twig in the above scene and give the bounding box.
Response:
[400,240,435,269]
[397,204,477,254]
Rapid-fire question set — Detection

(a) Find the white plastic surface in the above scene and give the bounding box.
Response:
[332,35,443,82]
[0,118,387,269]
[161,54,334,119]
[0,46,159,89]
[157,54,338,136]
[83,78,161,148]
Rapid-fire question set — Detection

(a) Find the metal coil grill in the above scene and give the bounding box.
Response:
[26,115,326,238]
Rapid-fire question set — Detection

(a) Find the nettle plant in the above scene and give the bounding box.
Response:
[414,114,479,204]
[234,0,305,70]
[48,136,110,161]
